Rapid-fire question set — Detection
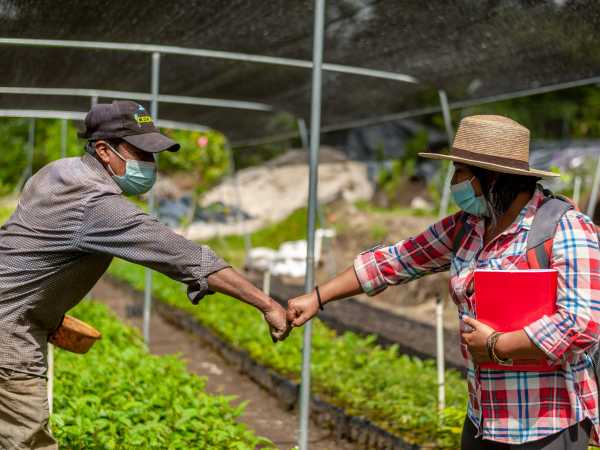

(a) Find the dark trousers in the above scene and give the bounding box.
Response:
[461,416,591,450]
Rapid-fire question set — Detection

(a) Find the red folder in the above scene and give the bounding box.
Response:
[474,269,558,371]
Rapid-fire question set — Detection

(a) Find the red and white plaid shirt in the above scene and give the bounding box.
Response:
[354,187,600,445]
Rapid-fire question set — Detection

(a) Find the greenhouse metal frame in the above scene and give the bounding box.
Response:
[2,2,600,448]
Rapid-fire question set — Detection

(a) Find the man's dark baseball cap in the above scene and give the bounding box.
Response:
[78,100,180,153]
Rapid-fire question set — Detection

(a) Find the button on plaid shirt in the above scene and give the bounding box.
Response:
[354,187,600,445]
[0,154,229,377]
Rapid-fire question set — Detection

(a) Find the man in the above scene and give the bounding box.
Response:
[0,100,290,450]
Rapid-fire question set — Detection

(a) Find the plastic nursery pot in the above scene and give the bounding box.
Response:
[48,315,102,354]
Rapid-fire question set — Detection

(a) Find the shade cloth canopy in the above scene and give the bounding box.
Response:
[1,0,599,142]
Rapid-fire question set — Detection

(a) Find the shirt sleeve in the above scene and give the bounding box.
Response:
[525,209,600,362]
[353,211,460,296]
[76,194,230,304]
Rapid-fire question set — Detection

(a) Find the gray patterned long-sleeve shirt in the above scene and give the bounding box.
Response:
[0,153,229,376]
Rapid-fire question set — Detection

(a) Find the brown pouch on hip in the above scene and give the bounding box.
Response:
[48,315,102,354]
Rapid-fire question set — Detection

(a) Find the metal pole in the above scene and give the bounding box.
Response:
[60,119,68,159]
[143,51,160,346]
[587,157,600,219]
[0,37,418,85]
[438,90,455,219]
[48,344,54,414]
[297,118,309,159]
[435,295,445,412]
[47,343,54,419]
[573,175,582,209]
[47,342,54,433]
[228,145,252,256]
[26,118,34,180]
[299,1,326,449]
[0,109,208,133]
[15,118,35,193]
[299,118,336,276]
[0,86,274,112]
[262,268,271,296]
[435,91,453,418]
[298,119,326,228]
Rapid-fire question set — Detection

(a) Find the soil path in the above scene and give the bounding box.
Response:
[90,278,356,450]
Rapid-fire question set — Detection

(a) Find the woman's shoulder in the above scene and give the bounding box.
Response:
[560,207,596,228]
[555,207,599,244]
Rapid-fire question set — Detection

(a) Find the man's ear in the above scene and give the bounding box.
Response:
[94,140,111,165]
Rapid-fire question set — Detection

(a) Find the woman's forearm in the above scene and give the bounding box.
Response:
[495,330,546,360]
[318,266,364,305]
[286,266,365,327]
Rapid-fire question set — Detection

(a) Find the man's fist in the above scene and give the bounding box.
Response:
[263,301,291,342]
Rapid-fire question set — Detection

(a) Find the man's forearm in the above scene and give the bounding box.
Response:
[208,267,291,342]
[207,267,275,312]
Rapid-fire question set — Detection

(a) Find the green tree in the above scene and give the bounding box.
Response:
[0,118,230,199]
[0,118,81,195]
[159,129,230,230]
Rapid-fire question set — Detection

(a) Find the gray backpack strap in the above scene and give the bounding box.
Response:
[529,195,600,387]
[526,197,574,269]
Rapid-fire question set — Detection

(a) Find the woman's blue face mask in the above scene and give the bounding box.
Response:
[106,143,157,196]
[450,176,489,217]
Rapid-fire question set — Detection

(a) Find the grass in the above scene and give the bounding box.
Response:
[370,223,389,242]
[0,205,15,224]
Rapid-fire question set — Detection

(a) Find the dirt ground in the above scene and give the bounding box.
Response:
[90,278,357,450]
[317,201,460,331]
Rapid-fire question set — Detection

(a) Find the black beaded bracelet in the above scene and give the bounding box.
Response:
[315,286,324,311]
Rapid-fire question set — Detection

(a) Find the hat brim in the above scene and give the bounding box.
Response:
[123,132,180,153]
[418,152,560,178]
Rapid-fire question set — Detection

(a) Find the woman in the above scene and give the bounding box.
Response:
[287,115,600,449]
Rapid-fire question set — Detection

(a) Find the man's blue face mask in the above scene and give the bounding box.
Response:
[450,176,489,217]
[106,143,157,195]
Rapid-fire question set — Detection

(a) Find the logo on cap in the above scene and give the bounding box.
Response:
[133,105,153,127]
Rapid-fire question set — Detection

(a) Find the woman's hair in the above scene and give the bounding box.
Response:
[469,165,540,228]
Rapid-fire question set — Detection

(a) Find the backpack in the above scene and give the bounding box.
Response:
[451,189,578,266]
[452,190,600,377]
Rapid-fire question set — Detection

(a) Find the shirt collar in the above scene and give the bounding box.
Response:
[81,152,123,193]
[465,184,545,237]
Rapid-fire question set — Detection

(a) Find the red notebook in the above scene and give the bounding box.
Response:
[474,269,558,371]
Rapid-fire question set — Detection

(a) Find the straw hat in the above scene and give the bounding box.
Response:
[419,115,559,178]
